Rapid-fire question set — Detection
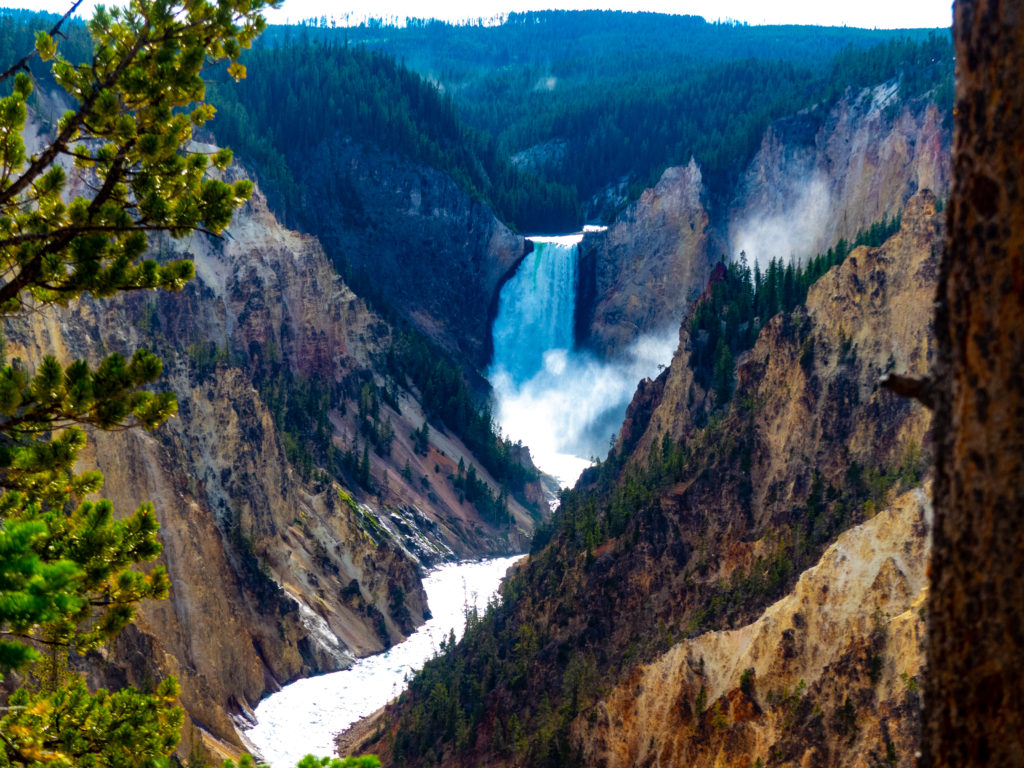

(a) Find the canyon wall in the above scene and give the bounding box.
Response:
[730,85,950,269]
[359,191,942,767]
[574,485,930,768]
[576,87,951,359]
[2,157,541,761]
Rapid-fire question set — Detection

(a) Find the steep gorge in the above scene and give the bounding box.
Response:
[0,16,961,768]
[1,151,541,761]
[356,191,942,767]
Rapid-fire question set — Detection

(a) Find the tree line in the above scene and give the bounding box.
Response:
[199,15,951,233]
[689,214,904,405]
[206,39,580,233]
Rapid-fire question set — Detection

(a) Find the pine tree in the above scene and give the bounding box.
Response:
[359,442,372,488]
[712,338,734,405]
[0,0,271,764]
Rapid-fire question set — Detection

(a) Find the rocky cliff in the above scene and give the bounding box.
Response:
[2,149,543,761]
[576,160,710,357]
[576,86,950,359]
[729,85,950,269]
[574,485,930,768]
[357,191,942,768]
[622,189,941,466]
[283,141,528,370]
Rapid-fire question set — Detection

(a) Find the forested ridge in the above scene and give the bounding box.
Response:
[255,12,952,221]
[2,8,952,236]
[206,42,580,234]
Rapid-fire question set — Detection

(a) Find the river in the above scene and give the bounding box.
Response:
[245,556,523,767]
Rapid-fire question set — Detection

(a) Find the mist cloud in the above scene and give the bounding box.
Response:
[491,328,679,486]
[731,173,832,269]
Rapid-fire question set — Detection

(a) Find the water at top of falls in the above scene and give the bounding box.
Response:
[245,556,522,768]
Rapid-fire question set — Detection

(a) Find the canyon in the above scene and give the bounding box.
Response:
[1,145,542,761]
[129,86,946,763]
[348,186,945,766]
[0,16,955,765]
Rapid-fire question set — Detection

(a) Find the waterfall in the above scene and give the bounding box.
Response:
[489,231,678,488]
[491,237,580,386]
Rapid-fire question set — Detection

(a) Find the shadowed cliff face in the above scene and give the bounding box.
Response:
[358,192,941,768]
[576,160,710,358]
[285,141,528,371]
[0,149,541,759]
[576,88,950,360]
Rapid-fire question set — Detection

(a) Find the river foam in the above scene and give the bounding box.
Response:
[246,556,522,766]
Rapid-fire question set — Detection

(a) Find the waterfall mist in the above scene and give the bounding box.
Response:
[489,235,678,487]
[730,173,833,270]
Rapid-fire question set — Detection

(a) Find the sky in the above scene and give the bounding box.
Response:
[5,0,952,30]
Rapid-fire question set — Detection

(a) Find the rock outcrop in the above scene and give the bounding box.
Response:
[285,141,528,370]
[576,160,710,357]
[623,189,941,473]
[574,485,931,768]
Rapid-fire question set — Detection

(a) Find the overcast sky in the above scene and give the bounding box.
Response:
[6,0,952,30]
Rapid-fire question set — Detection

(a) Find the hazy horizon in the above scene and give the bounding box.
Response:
[3,1,952,30]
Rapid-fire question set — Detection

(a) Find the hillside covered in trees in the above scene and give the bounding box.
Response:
[253,12,953,224]
[2,9,952,237]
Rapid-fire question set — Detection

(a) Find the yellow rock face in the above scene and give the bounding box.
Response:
[573,486,931,768]
[572,193,944,768]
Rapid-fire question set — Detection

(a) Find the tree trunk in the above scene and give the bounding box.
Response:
[924,1,1024,765]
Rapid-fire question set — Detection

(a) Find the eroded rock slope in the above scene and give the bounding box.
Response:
[2,162,542,761]
[575,486,930,768]
[576,86,950,359]
[357,191,941,768]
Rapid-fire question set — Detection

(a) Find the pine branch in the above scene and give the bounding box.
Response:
[0,0,85,85]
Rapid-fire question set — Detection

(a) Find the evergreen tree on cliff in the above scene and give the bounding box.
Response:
[0,0,270,763]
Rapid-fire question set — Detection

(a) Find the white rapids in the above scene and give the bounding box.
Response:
[245,556,523,767]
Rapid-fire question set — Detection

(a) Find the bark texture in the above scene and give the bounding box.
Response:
[924,1,1024,765]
